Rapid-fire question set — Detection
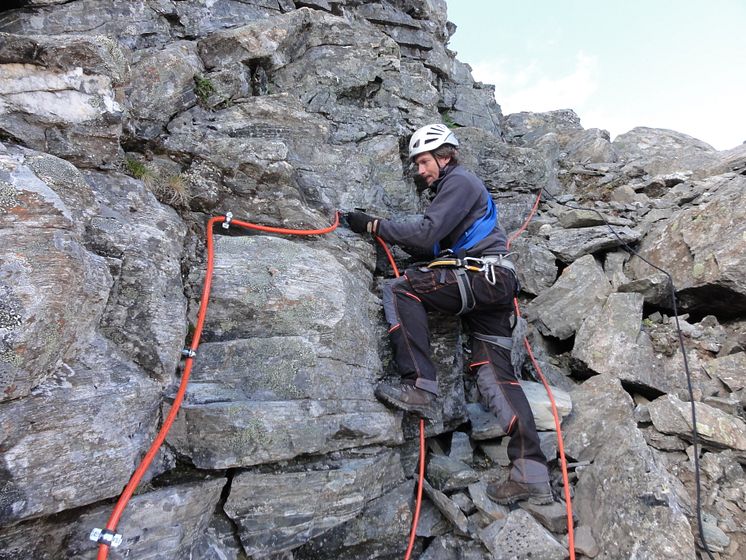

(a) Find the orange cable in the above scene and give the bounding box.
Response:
[374,235,426,560]
[507,192,576,559]
[96,212,339,559]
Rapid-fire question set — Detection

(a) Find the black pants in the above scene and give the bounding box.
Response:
[382,265,549,483]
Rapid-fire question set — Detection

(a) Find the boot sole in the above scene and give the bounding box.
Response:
[375,390,438,421]
[528,493,555,505]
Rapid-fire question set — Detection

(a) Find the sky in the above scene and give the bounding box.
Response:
[445,0,746,151]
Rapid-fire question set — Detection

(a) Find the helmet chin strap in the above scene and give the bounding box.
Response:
[435,155,451,174]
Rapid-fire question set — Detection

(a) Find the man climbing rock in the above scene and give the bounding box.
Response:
[345,123,553,505]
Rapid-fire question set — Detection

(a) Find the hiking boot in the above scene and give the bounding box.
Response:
[486,480,553,505]
[374,382,438,420]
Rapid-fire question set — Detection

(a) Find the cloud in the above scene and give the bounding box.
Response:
[470,52,599,115]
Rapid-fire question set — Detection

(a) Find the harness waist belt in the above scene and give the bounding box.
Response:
[427,255,515,273]
[479,255,516,273]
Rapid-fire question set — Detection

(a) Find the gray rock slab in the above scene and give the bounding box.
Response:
[191,509,246,560]
[479,439,510,466]
[420,534,492,560]
[125,41,203,140]
[628,173,746,318]
[539,431,560,462]
[525,254,612,340]
[294,480,415,560]
[426,454,479,492]
[519,500,571,534]
[558,207,610,228]
[171,0,282,39]
[166,397,402,469]
[511,237,559,296]
[467,481,509,522]
[467,402,506,440]
[451,491,476,515]
[617,271,671,306]
[0,0,173,51]
[478,509,567,560]
[225,451,403,557]
[0,33,126,167]
[703,351,746,392]
[562,376,695,558]
[640,426,689,452]
[415,499,450,538]
[648,394,746,459]
[84,171,188,381]
[186,335,377,402]
[200,234,380,357]
[613,126,720,178]
[545,224,642,263]
[564,128,618,164]
[72,478,225,559]
[0,477,224,559]
[449,431,474,465]
[0,336,161,525]
[0,147,111,401]
[422,479,469,534]
[568,525,600,558]
[503,109,583,146]
[456,128,553,203]
[572,292,666,392]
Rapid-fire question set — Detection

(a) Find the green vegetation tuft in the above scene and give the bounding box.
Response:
[124,158,152,180]
[194,74,216,104]
[441,112,461,128]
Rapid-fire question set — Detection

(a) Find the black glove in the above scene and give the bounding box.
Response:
[346,211,378,235]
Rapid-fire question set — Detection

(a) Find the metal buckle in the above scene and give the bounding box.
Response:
[89,528,123,548]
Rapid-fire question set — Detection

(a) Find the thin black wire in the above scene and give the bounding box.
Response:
[540,188,716,560]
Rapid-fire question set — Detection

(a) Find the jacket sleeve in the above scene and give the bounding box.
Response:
[376,173,481,251]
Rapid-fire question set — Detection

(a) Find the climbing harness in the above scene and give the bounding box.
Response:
[428,253,517,280]
[425,253,519,315]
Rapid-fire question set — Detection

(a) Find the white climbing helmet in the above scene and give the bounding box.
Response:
[408,123,459,159]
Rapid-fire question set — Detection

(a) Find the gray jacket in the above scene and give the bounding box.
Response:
[376,164,508,257]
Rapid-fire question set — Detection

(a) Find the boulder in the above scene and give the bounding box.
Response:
[1,145,110,401]
[572,292,665,392]
[648,394,746,460]
[525,254,612,340]
[627,173,746,319]
[562,376,696,558]
[225,451,404,556]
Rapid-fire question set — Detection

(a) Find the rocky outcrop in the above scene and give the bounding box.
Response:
[1,1,745,559]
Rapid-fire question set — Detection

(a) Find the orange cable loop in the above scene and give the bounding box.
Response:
[96,212,339,560]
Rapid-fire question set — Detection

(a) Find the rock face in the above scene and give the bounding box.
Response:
[1,1,745,560]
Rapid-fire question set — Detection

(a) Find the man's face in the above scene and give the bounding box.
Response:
[413,152,450,186]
